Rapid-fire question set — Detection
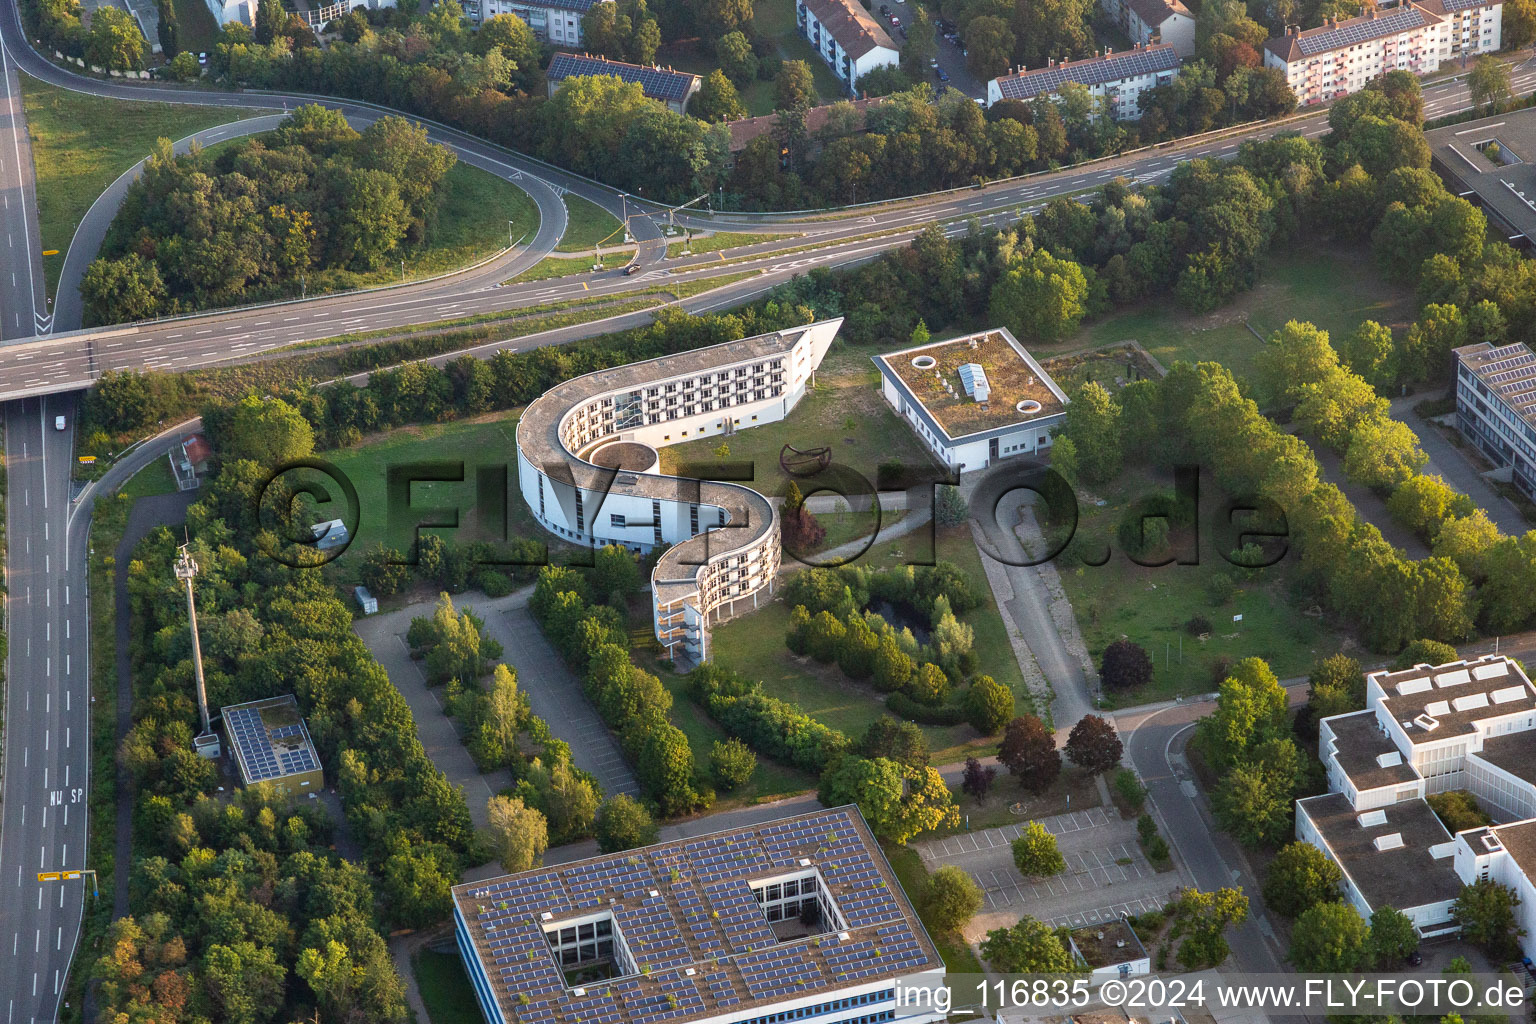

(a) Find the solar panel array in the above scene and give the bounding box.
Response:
[996,45,1179,100]
[1295,7,1427,55]
[456,809,939,1024]
[548,54,698,101]
[225,705,320,783]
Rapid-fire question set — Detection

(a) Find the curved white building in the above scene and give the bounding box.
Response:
[516,319,843,663]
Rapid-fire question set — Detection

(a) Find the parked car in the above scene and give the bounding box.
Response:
[929,57,940,68]
[197,51,208,65]
[623,263,641,276]
[879,5,890,15]
[935,67,949,81]
[888,15,900,26]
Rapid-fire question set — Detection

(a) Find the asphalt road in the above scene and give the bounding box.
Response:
[0,34,47,339]
[0,395,89,1024]
[0,0,1528,399]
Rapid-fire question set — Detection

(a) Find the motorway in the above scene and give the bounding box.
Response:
[0,396,88,1024]
[0,27,46,340]
[0,0,1527,399]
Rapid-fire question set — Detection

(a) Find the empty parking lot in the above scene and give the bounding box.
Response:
[915,805,1181,935]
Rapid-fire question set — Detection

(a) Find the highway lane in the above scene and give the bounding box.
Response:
[0,34,47,338]
[0,395,89,1024]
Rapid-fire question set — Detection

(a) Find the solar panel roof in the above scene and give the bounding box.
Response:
[548,53,700,102]
[453,807,941,1024]
[220,695,323,785]
[994,44,1179,100]
[1293,6,1429,55]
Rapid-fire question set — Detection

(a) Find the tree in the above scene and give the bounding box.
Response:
[900,7,937,79]
[1468,54,1512,112]
[774,60,816,114]
[80,253,167,326]
[1342,320,1397,387]
[1013,821,1066,876]
[1290,901,1370,972]
[981,916,1077,972]
[1062,381,1122,482]
[156,0,179,58]
[1307,653,1364,721]
[255,0,287,44]
[594,794,659,852]
[526,756,601,843]
[935,485,970,527]
[1100,639,1153,692]
[1064,714,1122,774]
[487,795,548,871]
[1388,474,1473,540]
[87,5,145,69]
[221,394,315,467]
[380,844,456,928]
[961,757,997,803]
[819,756,958,843]
[710,738,757,790]
[1507,0,1536,47]
[965,676,1013,735]
[637,723,698,816]
[486,664,524,761]
[1212,737,1302,846]
[965,15,1014,79]
[1256,319,1340,406]
[989,245,1090,343]
[1403,303,1467,382]
[1168,887,1249,968]
[859,718,930,767]
[716,30,757,84]
[166,49,200,81]
[924,865,984,933]
[1367,906,1419,967]
[696,69,747,122]
[1453,878,1526,960]
[204,941,286,1024]
[359,544,410,599]
[1343,416,1426,490]
[998,715,1060,792]
[593,543,641,602]
[1262,842,1342,919]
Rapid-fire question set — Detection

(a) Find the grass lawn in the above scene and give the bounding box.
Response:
[706,521,1033,764]
[320,411,569,583]
[170,0,221,53]
[555,194,625,253]
[666,231,795,258]
[508,251,631,283]
[941,766,1103,837]
[18,74,268,297]
[416,950,487,1024]
[881,843,985,977]
[658,347,942,500]
[304,162,540,294]
[1056,466,1349,705]
[1051,243,1417,382]
[120,456,178,500]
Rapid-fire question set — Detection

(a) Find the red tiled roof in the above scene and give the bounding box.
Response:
[724,97,887,152]
[1124,0,1190,26]
[800,0,898,60]
[182,433,212,465]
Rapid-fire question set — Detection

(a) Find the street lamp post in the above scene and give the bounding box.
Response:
[400,259,405,282]
[508,219,515,246]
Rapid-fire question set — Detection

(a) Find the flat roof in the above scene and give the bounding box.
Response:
[1454,341,1536,431]
[874,328,1068,445]
[1371,656,1536,744]
[220,694,322,785]
[452,807,941,1024]
[1299,792,1462,911]
[1493,819,1536,880]
[1427,107,1536,245]
[1474,730,1536,786]
[1324,710,1421,791]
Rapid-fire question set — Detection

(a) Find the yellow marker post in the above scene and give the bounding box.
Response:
[41,250,58,256]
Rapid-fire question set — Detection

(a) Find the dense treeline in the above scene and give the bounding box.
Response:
[687,663,852,772]
[82,106,457,326]
[105,406,478,1022]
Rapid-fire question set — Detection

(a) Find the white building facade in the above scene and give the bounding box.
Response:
[1299,655,1536,954]
[515,320,842,664]
[1099,0,1196,59]
[797,0,900,94]
[986,44,1180,119]
[473,0,602,44]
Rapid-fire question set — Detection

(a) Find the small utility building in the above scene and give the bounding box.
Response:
[221,695,324,795]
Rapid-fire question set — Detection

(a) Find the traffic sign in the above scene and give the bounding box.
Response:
[41,250,58,256]
[36,872,58,882]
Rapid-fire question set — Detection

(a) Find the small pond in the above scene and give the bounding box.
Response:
[868,599,931,644]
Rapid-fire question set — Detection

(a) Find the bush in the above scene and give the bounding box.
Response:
[594,795,659,853]
[965,676,1014,735]
[1205,573,1236,606]
[704,691,851,772]
[1185,615,1212,636]
[1101,639,1153,691]
[473,568,515,598]
[923,865,983,933]
[887,692,968,725]
[1427,790,1492,833]
[1112,767,1147,814]
[709,738,757,791]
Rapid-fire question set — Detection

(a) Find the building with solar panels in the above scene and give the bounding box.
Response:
[1452,341,1536,500]
[547,53,702,113]
[1259,0,1500,106]
[472,0,608,45]
[453,807,946,1024]
[796,0,899,94]
[220,695,324,795]
[985,44,1179,118]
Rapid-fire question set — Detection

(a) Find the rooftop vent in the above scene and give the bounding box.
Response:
[1414,713,1441,732]
[1435,669,1472,688]
[1426,700,1452,718]
[1492,684,1528,705]
[1374,833,1405,852]
[1376,751,1403,768]
[1483,833,1504,852]
[1453,692,1491,713]
[1358,809,1388,827]
[1473,661,1510,680]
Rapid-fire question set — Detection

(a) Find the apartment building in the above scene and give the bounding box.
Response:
[985,44,1180,119]
[546,53,702,113]
[471,0,605,43]
[1453,342,1536,502]
[515,319,842,664]
[1298,655,1536,953]
[796,0,900,95]
[453,807,946,1024]
[1264,0,1502,106]
[1098,0,1196,58]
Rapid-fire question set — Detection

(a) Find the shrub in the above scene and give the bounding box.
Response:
[965,676,1014,735]
[907,662,951,705]
[1112,767,1147,814]
[704,692,851,772]
[709,738,758,791]
[1101,639,1153,691]
[473,568,515,598]
[886,692,968,725]
[1205,573,1236,606]
[1185,615,1212,636]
